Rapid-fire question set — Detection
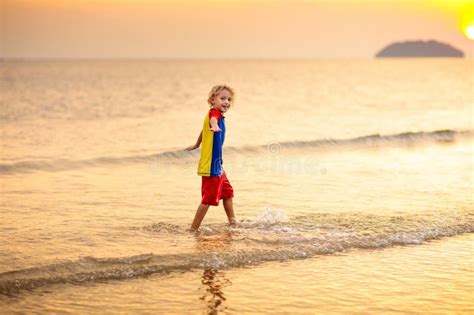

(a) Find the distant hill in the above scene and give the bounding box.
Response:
[375,40,464,58]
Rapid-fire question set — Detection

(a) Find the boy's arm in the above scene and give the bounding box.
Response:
[209,117,222,132]
[185,131,202,151]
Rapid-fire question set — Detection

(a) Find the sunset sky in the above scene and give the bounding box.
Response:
[2,0,473,59]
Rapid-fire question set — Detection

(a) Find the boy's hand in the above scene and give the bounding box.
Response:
[209,117,221,132]
[185,144,199,151]
[210,125,222,132]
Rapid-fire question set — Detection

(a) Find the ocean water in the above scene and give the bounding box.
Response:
[0,59,473,314]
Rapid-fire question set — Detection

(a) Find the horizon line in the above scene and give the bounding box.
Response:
[1,56,471,62]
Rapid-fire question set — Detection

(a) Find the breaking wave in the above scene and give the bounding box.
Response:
[1,208,472,295]
[0,129,472,175]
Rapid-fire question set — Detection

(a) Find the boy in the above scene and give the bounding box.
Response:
[186,85,237,229]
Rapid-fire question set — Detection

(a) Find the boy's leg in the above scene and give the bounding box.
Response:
[191,203,211,229]
[223,198,236,225]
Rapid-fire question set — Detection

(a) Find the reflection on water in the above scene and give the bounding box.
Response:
[194,230,234,252]
[195,231,234,314]
[200,269,231,315]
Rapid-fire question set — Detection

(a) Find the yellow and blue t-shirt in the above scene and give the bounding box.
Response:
[198,109,226,177]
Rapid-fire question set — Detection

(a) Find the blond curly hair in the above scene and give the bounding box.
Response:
[207,85,235,106]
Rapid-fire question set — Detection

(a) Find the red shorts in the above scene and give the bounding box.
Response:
[201,171,234,206]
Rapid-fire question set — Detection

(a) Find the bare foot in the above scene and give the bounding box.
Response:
[228,217,237,226]
[186,227,199,233]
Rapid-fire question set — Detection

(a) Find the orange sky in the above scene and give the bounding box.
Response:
[2,0,473,59]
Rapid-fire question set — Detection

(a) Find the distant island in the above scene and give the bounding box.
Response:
[375,40,464,58]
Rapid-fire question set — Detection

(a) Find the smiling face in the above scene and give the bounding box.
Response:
[211,89,233,113]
